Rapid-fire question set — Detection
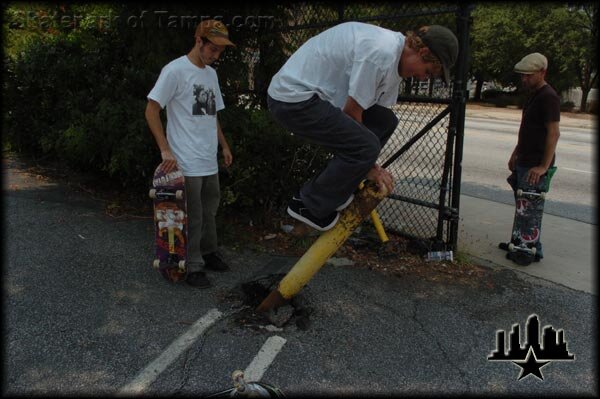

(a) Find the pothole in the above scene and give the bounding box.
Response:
[221,273,314,331]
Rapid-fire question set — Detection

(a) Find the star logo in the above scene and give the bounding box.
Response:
[513,347,550,380]
[488,314,575,381]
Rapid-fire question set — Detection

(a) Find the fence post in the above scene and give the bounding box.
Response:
[447,3,475,251]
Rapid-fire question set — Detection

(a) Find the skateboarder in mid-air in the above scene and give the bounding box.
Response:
[145,20,234,288]
[499,53,561,264]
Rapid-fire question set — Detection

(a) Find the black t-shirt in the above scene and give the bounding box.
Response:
[516,84,560,168]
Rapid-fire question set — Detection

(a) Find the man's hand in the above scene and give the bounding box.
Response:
[366,164,394,195]
[527,166,547,186]
[222,147,233,168]
[160,150,178,173]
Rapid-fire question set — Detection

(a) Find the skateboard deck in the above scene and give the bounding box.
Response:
[150,164,188,282]
[505,167,556,266]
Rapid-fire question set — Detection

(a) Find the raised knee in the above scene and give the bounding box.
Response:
[389,111,399,130]
[364,137,381,163]
[378,109,398,132]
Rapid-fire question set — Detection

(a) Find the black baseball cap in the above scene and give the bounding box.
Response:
[417,25,459,85]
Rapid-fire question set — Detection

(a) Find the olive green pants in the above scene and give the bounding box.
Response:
[185,174,220,272]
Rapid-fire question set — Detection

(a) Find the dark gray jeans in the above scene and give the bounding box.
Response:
[267,94,398,217]
[184,174,220,272]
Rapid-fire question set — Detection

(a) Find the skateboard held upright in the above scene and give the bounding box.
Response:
[150,164,188,282]
[503,166,556,266]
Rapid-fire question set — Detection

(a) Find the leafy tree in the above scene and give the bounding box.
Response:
[563,3,597,112]
[470,2,597,111]
[470,3,525,100]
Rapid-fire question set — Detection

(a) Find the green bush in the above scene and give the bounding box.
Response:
[219,104,329,218]
[4,30,160,188]
[2,4,332,217]
[480,89,504,100]
[560,101,575,112]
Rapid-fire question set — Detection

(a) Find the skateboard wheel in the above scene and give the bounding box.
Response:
[530,247,537,255]
[149,189,157,199]
[176,190,183,200]
[508,243,515,251]
[540,192,546,200]
[178,260,186,271]
[153,259,160,269]
[516,189,523,197]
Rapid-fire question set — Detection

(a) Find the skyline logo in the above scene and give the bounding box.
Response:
[488,314,574,380]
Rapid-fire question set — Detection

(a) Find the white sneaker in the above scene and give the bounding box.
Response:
[287,197,339,231]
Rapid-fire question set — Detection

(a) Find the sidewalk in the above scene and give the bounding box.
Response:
[460,105,596,295]
[458,194,596,295]
[465,103,596,129]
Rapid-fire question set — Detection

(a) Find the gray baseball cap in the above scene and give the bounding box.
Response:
[418,25,459,85]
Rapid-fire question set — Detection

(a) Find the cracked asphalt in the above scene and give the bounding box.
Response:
[3,154,597,396]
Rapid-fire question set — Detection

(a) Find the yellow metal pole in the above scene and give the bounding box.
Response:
[358,181,389,243]
[257,180,387,313]
[370,209,389,243]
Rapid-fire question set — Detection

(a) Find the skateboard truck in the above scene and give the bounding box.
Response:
[516,188,546,200]
[507,242,537,256]
[152,259,186,272]
[149,188,184,200]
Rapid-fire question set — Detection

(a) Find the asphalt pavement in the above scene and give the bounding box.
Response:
[2,146,597,396]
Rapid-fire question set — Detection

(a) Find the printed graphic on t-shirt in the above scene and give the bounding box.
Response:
[192,84,217,116]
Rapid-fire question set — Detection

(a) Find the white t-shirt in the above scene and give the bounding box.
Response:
[268,22,404,110]
[148,55,225,176]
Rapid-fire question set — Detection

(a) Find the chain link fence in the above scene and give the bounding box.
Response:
[234,2,472,249]
[4,3,472,248]
[231,2,473,251]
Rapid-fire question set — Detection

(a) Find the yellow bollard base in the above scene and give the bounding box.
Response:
[256,289,287,314]
[256,180,387,313]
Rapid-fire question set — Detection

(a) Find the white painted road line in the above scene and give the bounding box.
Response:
[562,167,594,174]
[117,308,223,396]
[244,336,287,382]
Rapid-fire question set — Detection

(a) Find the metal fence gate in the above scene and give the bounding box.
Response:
[253,2,474,251]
